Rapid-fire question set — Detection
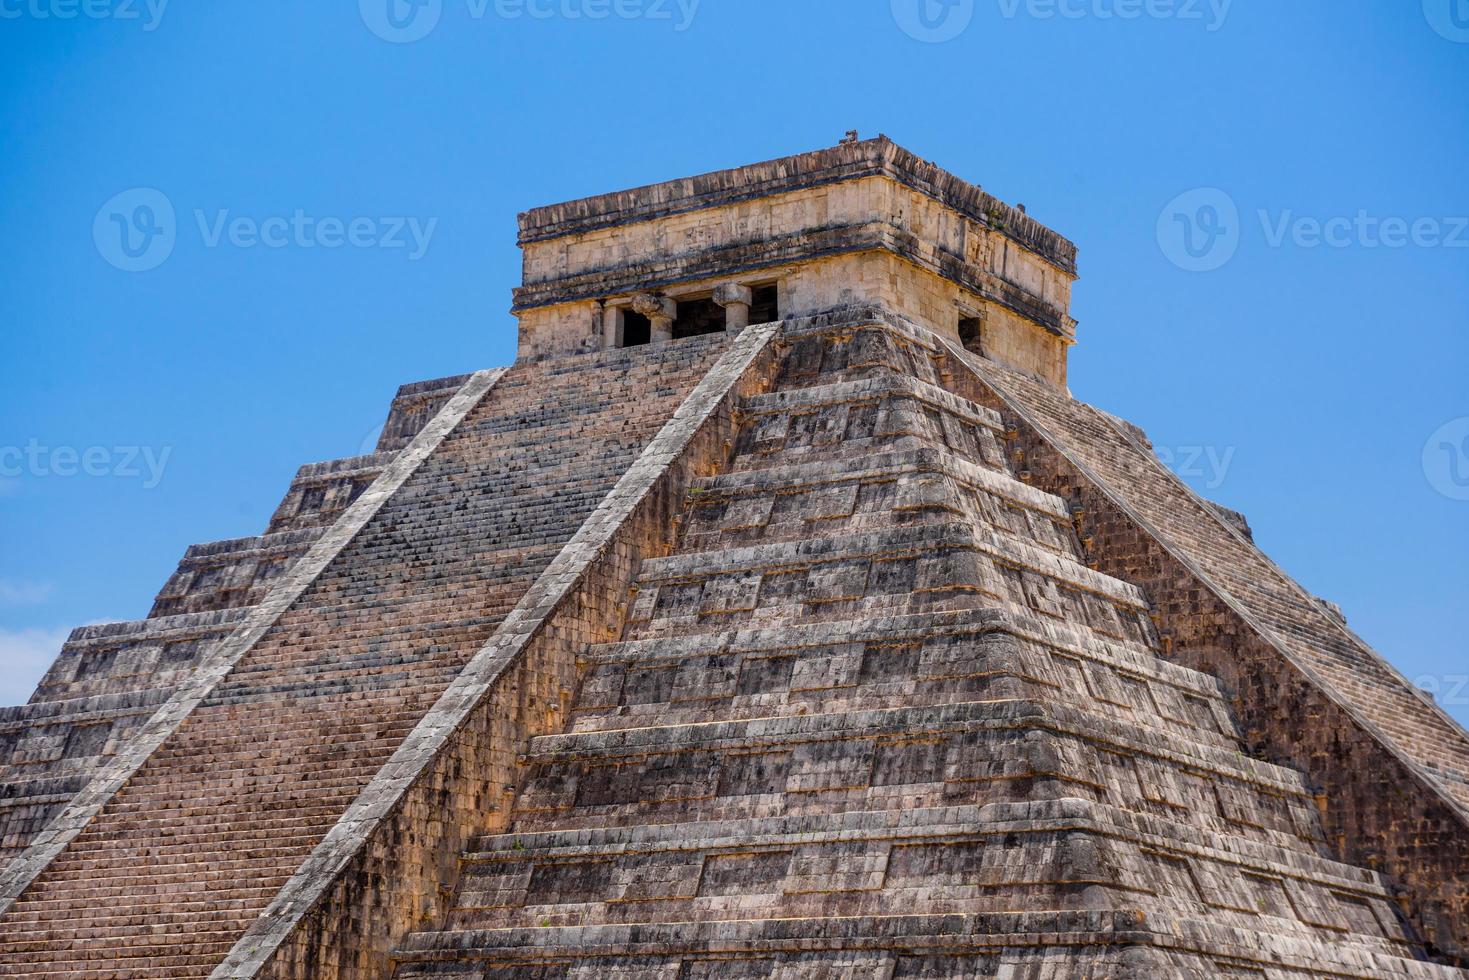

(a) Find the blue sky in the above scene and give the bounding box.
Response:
[0,0,1465,721]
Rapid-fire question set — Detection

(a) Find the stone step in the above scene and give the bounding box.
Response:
[264,450,398,535]
[375,373,474,454]
[524,697,1310,794]
[739,374,1004,434]
[0,935,239,971]
[0,887,296,928]
[391,908,1459,980]
[202,654,468,704]
[680,444,1081,565]
[731,373,1011,475]
[390,310,1464,979]
[49,796,372,839]
[627,521,1154,647]
[0,782,87,868]
[26,609,247,705]
[690,444,1069,520]
[513,699,1325,852]
[588,608,1216,705]
[766,308,956,392]
[392,911,1149,978]
[640,523,1145,609]
[0,647,232,862]
[149,526,325,618]
[572,608,1237,750]
[482,799,1360,888]
[451,799,1403,948]
[0,777,86,808]
[0,685,173,731]
[0,338,733,977]
[0,688,170,783]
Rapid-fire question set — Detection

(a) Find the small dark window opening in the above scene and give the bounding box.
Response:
[672,298,727,340]
[622,311,651,347]
[749,285,780,325]
[958,316,985,356]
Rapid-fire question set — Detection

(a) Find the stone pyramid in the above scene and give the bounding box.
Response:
[1,139,1466,979]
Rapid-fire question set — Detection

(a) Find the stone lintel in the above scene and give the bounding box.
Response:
[512,214,1074,336]
[517,136,1076,275]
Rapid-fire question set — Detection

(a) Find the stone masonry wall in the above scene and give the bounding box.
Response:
[512,138,1077,381]
[940,331,1469,962]
[225,322,781,980]
[391,308,1462,979]
[0,375,468,872]
[0,339,727,979]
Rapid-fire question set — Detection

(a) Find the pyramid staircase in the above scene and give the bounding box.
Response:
[391,315,1462,979]
[0,338,731,978]
[0,374,478,872]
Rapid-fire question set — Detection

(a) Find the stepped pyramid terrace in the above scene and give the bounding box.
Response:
[2,137,1468,979]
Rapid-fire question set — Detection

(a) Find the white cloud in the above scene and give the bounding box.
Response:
[0,626,69,706]
[0,580,53,607]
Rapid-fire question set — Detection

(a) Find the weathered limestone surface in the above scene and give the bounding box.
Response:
[0,374,462,870]
[215,321,781,980]
[0,338,729,977]
[3,141,1466,980]
[374,374,473,454]
[513,137,1077,385]
[939,328,1469,959]
[390,310,1469,979]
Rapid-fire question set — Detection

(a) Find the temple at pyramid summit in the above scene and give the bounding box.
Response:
[3,137,1469,979]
